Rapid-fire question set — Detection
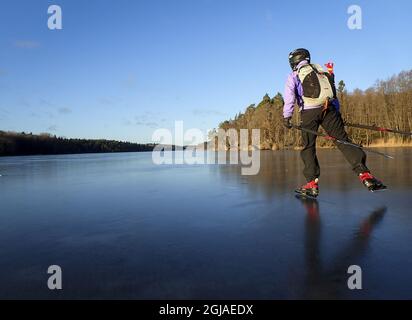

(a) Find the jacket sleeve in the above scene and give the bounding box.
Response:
[283,73,296,118]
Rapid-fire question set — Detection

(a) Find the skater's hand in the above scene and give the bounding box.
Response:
[325,62,334,74]
[283,117,292,129]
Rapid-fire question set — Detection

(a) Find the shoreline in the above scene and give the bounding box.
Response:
[1,144,411,158]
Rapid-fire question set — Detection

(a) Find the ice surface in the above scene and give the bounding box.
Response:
[0,149,411,299]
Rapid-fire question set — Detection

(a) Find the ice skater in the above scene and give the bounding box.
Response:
[283,48,386,198]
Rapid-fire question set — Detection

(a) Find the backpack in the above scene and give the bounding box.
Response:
[297,63,334,107]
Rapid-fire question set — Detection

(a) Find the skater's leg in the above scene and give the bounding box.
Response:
[301,109,321,181]
[321,109,369,175]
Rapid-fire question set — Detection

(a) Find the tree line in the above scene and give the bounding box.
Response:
[216,69,412,149]
[0,131,156,156]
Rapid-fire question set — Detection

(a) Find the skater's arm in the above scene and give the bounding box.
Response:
[283,73,297,119]
[325,62,340,113]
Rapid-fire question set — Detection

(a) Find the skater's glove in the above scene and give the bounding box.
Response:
[283,117,292,129]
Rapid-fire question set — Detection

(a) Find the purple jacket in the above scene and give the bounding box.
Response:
[283,60,340,118]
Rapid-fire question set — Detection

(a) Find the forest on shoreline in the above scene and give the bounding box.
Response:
[0,131,156,156]
[214,69,412,150]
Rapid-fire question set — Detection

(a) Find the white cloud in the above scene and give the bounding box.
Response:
[123,74,137,89]
[192,108,226,116]
[58,107,72,114]
[14,40,40,49]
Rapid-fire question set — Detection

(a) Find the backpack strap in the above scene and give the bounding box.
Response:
[298,63,317,72]
[297,63,311,73]
[310,64,326,75]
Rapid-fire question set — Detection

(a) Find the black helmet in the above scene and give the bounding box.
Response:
[289,48,310,71]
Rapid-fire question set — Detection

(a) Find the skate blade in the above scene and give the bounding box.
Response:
[294,190,318,200]
[295,195,318,202]
[370,186,388,193]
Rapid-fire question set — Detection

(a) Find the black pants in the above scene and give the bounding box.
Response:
[300,107,369,182]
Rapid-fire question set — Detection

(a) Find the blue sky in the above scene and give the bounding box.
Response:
[0,0,411,143]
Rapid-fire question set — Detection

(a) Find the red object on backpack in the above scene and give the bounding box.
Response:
[325,62,334,74]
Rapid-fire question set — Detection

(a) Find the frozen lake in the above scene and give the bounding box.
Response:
[0,148,411,299]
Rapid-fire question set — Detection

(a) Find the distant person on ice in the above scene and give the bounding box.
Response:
[283,48,386,198]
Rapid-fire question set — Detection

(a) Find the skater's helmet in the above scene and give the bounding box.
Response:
[289,48,311,71]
